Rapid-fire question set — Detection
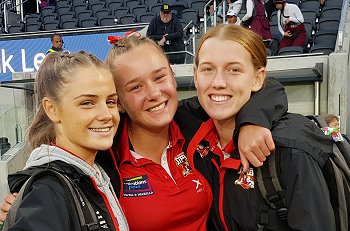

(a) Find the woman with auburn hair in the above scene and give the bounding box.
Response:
[189,23,335,230]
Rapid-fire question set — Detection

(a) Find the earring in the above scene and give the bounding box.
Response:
[117,104,125,113]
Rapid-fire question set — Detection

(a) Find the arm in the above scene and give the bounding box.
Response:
[235,77,288,170]
[277,10,285,35]
[289,5,304,24]
[164,17,183,41]
[7,179,72,231]
[0,193,16,222]
[146,17,164,41]
[241,0,253,22]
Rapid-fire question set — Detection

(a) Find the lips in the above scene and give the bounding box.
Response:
[147,102,166,112]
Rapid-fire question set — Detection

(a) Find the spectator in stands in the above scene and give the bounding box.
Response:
[240,0,272,42]
[146,4,185,64]
[46,34,63,54]
[0,51,129,231]
[274,0,307,50]
[192,23,335,231]
[226,9,241,24]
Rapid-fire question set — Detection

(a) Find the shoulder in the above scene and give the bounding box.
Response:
[272,113,333,166]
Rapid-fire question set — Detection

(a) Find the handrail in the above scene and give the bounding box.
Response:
[182,20,196,58]
[336,0,349,51]
[204,0,214,33]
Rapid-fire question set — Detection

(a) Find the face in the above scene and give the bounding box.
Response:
[275,3,283,10]
[227,16,237,24]
[328,119,340,130]
[112,44,178,132]
[52,35,63,49]
[49,67,119,160]
[194,37,265,125]
[160,12,172,23]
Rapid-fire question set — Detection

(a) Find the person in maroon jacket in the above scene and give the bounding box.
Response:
[187,23,335,230]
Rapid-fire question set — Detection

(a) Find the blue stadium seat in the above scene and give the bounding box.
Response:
[79,17,97,27]
[317,18,340,33]
[320,6,341,21]
[95,8,110,18]
[59,12,75,21]
[138,12,155,23]
[131,5,148,15]
[190,0,206,18]
[107,0,123,11]
[61,19,78,29]
[300,0,320,12]
[171,1,188,18]
[74,3,89,16]
[26,22,41,32]
[181,9,198,25]
[278,46,304,55]
[313,30,337,47]
[98,15,115,25]
[118,14,136,24]
[151,4,163,15]
[42,14,58,24]
[26,14,41,24]
[8,23,24,33]
[125,0,140,8]
[43,21,60,30]
[113,7,129,18]
[142,0,160,8]
[309,44,334,54]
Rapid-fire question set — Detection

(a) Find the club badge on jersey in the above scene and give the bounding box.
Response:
[174,152,193,177]
[235,167,254,189]
[196,144,210,158]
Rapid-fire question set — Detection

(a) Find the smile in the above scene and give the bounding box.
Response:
[89,127,112,132]
[210,95,231,102]
[147,102,166,112]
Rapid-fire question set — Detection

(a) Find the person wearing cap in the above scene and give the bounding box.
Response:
[274,0,306,50]
[226,9,241,24]
[146,4,185,64]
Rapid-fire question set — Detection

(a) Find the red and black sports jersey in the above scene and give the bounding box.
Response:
[116,119,212,231]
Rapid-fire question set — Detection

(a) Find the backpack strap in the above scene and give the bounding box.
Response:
[3,169,98,231]
[256,150,287,229]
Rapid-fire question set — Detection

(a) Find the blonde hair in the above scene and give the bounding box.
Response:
[195,24,267,70]
[106,35,167,77]
[27,51,109,148]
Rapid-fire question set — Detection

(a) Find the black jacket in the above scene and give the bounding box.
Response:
[7,160,120,231]
[146,14,184,53]
[179,108,335,230]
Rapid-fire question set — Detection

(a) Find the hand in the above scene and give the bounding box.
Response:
[284,31,292,37]
[159,36,166,46]
[285,18,291,24]
[0,193,17,222]
[238,125,275,172]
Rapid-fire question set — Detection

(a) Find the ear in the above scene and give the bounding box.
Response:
[193,65,198,89]
[117,99,126,113]
[251,67,266,92]
[42,97,61,123]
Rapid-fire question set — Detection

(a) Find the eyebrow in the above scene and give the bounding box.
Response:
[73,93,118,100]
[123,67,168,87]
[198,61,242,66]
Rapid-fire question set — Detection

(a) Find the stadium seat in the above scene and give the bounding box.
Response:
[317,18,340,33]
[300,0,320,12]
[41,6,56,16]
[171,1,188,18]
[94,8,110,18]
[278,46,304,55]
[181,9,198,25]
[59,12,75,21]
[320,6,341,21]
[301,9,317,25]
[61,19,78,29]
[26,14,41,25]
[309,44,334,54]
[113,7,129,18]
[324,0,343,8]
[151,4,163,15]
[313,31,337,47]
[72,0,86,6]
[125,0,140,8]
[8,23,23,33]
[90,2,105,13]
[131,5,148,15]
[138,12,156,23]
[79,17,97,27]
[190,0,206,18]
[74,3,89,16]
[98,15,115,25]
[107,0,123,13]
[42,14,58,24]
[287,0,300,6]
[57,5,71,15]
[142,0,161,8]
[118,14,136,24]
[56,0,70,10]
[43,21,59,30]
[26,22,41,32]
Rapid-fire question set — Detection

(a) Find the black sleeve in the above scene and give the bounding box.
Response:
[234,76,288,138]
[146,17,163,41]
[9,177,73,231]
[165,17,183,41]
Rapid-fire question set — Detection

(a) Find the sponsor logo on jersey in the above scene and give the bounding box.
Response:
[234,167,254,189]
[123,175,154,197]
[174,152,193,177]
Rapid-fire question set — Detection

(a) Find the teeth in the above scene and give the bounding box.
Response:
[210,95,231,102]
[148,102,165,112]
[90,128,111,132]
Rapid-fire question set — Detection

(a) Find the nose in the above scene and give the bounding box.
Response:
[211,70,227,89]
[97,103,113,121]
[146,85,161,100]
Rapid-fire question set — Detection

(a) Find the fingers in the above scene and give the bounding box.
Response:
[240,154,249,172]
[4,193,16,205]
[239,150,263,169]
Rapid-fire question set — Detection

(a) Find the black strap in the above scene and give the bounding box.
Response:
[256,150,288,229]
[5,169,98,231]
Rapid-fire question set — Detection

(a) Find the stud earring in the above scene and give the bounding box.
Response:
[117,104,125,113]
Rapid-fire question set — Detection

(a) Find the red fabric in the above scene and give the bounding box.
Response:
[279,24,307,49]
[117,119,212,231]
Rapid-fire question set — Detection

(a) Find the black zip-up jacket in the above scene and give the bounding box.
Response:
[146,14,184,53]
[7,158,122,231]
[177,98,335,230]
